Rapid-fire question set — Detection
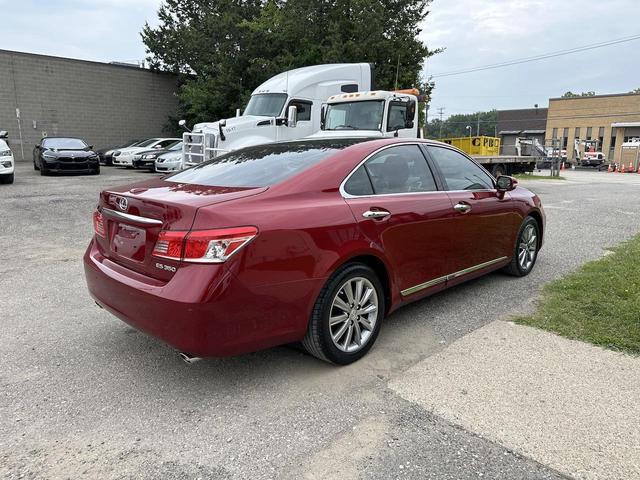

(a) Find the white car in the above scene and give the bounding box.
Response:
[154,149,183,173]
[112,138,180,167]
[0,139,14,184]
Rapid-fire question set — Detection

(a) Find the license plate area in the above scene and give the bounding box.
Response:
[112,223,146,262]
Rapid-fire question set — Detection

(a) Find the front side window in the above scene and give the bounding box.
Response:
[387,103,408,132]
[288,100,312,121]
[427,146,494,191]
[244,93,288,117]
[345,145,437,195]
[325,100,384,131]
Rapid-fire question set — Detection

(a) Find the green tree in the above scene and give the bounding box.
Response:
[630,88,640,94]
[142,0,439,129]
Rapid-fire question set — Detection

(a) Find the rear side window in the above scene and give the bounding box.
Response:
[364,145,437,195]
[344,166,374,195]
[427,146,494,191]
[168,140,359,187]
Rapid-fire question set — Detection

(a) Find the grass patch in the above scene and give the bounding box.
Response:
[515,173,566,181]
[515,234,640,354]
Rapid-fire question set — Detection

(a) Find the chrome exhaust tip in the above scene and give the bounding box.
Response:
[179,352,202,364]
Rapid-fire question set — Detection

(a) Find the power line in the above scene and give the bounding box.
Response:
[431,34,640,78]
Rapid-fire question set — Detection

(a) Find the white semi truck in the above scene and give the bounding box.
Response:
[181,63,373,166]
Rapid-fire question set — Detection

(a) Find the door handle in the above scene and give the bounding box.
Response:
[453,202,471,213]
[363,210,390,219]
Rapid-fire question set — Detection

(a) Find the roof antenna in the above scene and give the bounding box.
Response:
[394,55,400,90]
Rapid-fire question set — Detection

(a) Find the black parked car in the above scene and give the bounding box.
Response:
[132,141,182,171]
[33,137,100,175]
[97,139,142,166]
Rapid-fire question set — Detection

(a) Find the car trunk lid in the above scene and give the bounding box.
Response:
[95,177,267,281]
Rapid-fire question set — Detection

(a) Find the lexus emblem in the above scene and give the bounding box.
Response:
[116,197,128,211]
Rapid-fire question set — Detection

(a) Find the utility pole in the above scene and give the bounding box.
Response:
[476,113,481,136]
[437,107,445,138]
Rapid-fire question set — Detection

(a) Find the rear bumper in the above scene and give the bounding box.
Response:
[83,239,313,357]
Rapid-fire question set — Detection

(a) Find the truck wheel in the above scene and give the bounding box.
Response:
[492,164,506,177]
[302,263,385,365]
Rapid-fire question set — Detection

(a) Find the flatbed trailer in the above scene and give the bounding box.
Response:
[471,155,540,177]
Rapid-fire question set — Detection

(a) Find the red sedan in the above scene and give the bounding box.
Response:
[84,138,544,365]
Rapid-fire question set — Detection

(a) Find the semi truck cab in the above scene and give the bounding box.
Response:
[310,89,420,140]
[182,63,373,166]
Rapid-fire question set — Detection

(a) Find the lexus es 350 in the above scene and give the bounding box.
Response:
[84,138,545,365]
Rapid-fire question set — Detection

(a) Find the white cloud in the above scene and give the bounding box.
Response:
[421,0,640,115]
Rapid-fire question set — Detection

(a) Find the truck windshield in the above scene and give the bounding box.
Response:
[324,100,384,131]
[244,93,288,117]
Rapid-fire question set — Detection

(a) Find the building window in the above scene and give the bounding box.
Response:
[586,127,592,140]
[598,127,605,150]
[574,127,580,138]
[563,128,569,148]
[610,136,616,149]
[552,128,558,139]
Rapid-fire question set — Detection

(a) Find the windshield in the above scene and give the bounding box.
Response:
[167,139,365,188]
[324,100,385,131]
[244,93,288,117]
[42,138,88,149]
[169,141,183,151]
[135,138,160,148]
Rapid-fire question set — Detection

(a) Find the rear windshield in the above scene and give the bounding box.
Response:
[43,138,87,149]
[167,140,366,188]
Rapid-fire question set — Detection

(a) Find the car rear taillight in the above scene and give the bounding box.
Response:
[152,226,258,263]
[93,210,105,237]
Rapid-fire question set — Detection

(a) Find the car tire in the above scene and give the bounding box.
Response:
[39,163,48,176]
[33,161,39,171]
[0,173,14,184]
[302,263,385,365]
[503,216,540,277]
[91,167,100,175]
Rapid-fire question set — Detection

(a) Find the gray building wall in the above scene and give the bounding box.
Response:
[0,49,179,161]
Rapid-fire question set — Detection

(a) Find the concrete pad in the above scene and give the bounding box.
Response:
[390,321,640,480]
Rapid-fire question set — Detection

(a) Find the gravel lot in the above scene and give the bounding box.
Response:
[1,164,639,479]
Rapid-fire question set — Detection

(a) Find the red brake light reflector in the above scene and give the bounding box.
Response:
[93,210,105,237]
[152,230,187,260]
[152,226,258,263]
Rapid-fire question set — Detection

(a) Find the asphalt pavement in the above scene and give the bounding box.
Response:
[1,164,639,479]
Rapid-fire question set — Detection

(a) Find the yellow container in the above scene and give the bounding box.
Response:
[438,136,501,156]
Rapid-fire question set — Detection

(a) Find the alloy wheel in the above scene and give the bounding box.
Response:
[518,224,537,271]
[329,277,378,353]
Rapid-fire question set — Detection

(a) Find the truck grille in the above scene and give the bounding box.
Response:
[182,132,226,166]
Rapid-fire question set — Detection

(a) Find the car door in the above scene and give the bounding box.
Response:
[424,145,519,278]
[342,144,457,297]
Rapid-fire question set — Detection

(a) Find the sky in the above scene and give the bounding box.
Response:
[2,0,639,119]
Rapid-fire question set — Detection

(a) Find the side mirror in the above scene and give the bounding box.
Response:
[406,101,417,129]
[496,175,518,192]
[178,119,191,132]
[235,108,241,117]
[287,105,298,128]
[89,145,94,150]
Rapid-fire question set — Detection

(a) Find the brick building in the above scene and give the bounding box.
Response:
[496,108,548,156]
[545,93,640,164]
[0,49,179,161]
